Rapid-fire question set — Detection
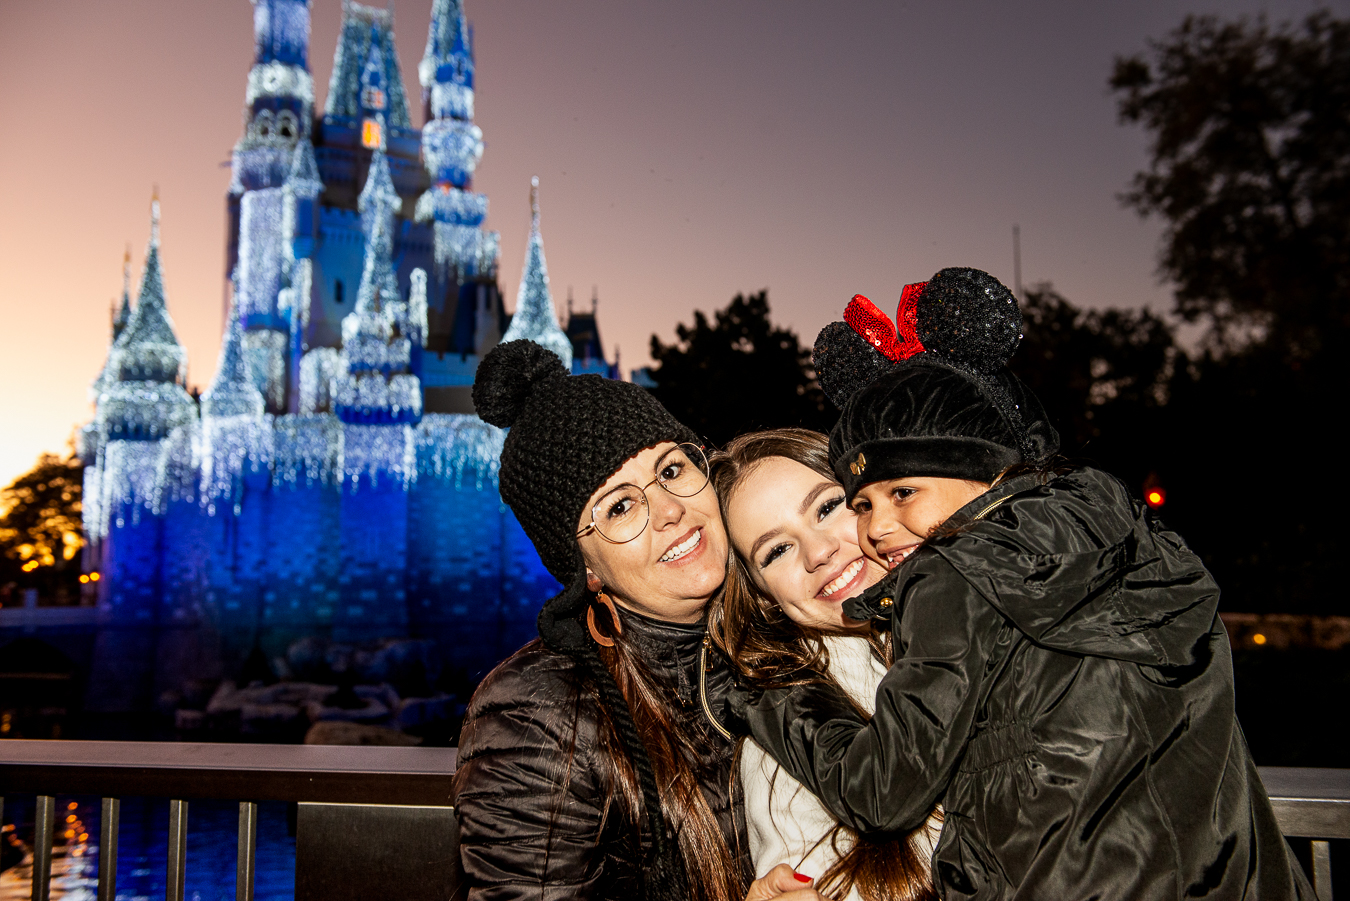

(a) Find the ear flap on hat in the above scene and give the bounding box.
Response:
[537,565,594,654]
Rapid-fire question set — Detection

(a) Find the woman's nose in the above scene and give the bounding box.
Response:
[802,532,837,572]
[647,486,685,530]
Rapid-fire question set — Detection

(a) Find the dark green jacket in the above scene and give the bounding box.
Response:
[744,467,1311,900]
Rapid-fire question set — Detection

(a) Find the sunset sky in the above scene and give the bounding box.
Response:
[0,0,1336,490]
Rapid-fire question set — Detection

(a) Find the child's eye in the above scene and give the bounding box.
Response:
[759,542,790,568]
[851,498,871,514]
[816,494,846,522]
[892,487,917,502]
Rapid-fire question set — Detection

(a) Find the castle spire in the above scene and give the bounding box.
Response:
[150,187,160,247]
[500,177,572,368]
[414,0,495,281]
[358,148,400,243]
[352,211,401,325]
[285,137,323,197]
[326,1,410,130]
[94,200,196,443]
[112,194,185,383]
[112,247,133,340]
[202,305,265,419]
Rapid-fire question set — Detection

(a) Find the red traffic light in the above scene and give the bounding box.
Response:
[1145,487,1166,508]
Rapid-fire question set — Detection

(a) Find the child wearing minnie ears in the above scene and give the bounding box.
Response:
[732,268,1313,900]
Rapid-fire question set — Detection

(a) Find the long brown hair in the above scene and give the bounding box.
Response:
[708,428,939,901]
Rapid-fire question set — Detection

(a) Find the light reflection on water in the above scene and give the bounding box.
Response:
[1,798,295,901]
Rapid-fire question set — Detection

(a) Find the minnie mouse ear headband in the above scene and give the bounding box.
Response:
[814,267,1059,498]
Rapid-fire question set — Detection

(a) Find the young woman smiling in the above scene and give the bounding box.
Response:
[710,429,940,901]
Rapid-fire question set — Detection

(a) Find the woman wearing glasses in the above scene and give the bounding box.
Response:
[453,341,823,901]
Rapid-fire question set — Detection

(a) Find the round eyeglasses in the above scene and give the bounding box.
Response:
[575,443,710,544]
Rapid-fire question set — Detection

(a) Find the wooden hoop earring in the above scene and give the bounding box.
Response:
[586,591,623,647]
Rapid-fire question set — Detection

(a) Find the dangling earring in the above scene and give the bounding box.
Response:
[586,581,623,648]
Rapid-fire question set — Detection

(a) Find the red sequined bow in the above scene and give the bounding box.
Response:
[894,282,927,359]
[843,284,927,362]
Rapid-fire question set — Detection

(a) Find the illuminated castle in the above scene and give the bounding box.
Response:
[77,0,614,712]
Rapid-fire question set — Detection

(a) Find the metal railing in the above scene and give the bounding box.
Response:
[1,741,1346,900]
[0,740,461,901]
[1263,766,1350,899]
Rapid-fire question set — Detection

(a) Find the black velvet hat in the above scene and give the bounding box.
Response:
[814,268,1059,498]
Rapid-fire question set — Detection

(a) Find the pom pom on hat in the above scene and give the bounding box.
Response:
[472,339,570,428]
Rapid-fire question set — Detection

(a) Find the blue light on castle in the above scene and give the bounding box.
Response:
[71,0,619,715]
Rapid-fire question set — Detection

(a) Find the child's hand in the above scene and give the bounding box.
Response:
[744,863,833,901]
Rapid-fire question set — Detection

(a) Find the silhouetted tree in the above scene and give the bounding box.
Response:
[1111,11,1350,361]
[0,454,85,607]
[1013,284,1179,461]
[648,291,835,446]
[1109,11,1350,616]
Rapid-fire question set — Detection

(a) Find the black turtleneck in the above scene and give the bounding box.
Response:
[615,605,751,881]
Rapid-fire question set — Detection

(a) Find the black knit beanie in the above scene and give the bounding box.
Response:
[472,339,697,900]
[813,267,1059,498]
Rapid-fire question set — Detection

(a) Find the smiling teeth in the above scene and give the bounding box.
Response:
[886,546,918,568]
[659,530,701,563]
[821,559,865,597]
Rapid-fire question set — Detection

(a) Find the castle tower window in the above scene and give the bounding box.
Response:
[277,110,297,139]
[254,109,274,139]
[361,118,382,149]
[335,279,344,303]
[361,86,386,110]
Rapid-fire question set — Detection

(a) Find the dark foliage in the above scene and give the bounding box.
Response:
[0,454,85,608]
[1013,284,1178,464]
[1110,10,1350,616]
[1013,281,1346,615]
[1111,11,1350,361]
[648,291,836,446]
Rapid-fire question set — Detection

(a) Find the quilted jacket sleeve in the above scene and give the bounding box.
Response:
[744,554,1009,834]
[454,648,613,901]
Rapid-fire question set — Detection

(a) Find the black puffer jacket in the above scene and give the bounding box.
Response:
[744,467,1312,900]
[455,609,752,900]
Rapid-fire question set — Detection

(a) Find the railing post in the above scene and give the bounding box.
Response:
[237,801,257,901]
[166,799,188,901]
[31,795,55,901]
[98,797,120,901]
[1311,839,1332,901]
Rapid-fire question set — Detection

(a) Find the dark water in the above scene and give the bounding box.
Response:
[1,797,295,901]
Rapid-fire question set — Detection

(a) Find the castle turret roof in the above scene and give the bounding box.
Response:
[202,305,265,419]
[111,197,187,385]
[325,0,411,128]
[500,178,572,369]
[285,137,324,197]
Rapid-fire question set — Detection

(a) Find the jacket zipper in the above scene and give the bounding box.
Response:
[700,633,733,741]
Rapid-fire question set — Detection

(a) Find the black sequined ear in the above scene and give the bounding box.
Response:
[915,268,1022,376]
[813,321,896,410]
